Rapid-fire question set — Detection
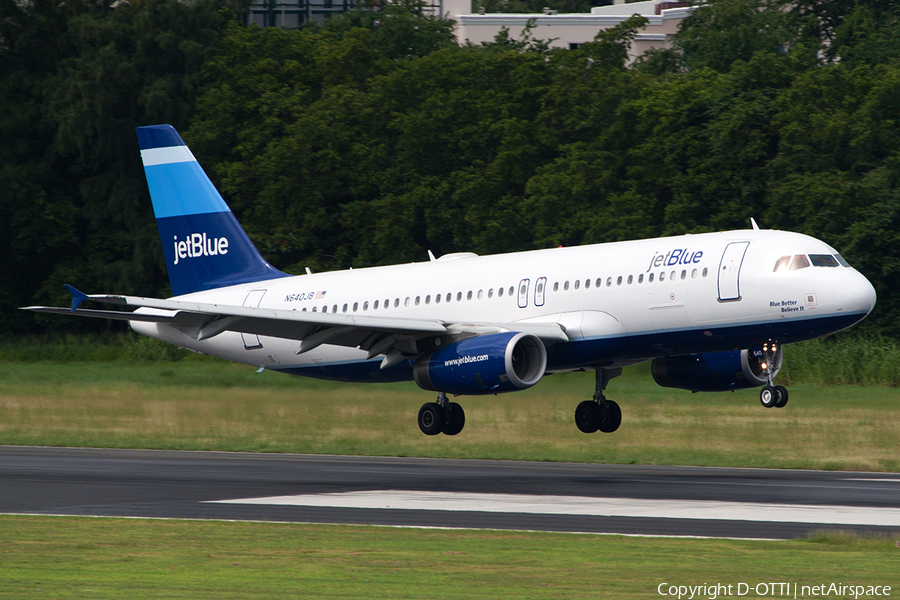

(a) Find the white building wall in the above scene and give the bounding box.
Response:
[450,1,693,61]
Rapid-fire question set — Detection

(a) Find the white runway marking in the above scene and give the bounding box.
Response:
[208,491,900,527]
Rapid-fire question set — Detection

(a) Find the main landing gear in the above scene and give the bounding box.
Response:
[758,341,789,409]
[575,367,623,434]
[418,392,466,436]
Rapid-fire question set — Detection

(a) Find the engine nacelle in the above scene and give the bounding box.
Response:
[413,332,547,396]
[651,346,783,392]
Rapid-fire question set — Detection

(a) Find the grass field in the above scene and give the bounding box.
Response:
[1,341,898,596]
[0,360,897,471]
[0,516,897,599]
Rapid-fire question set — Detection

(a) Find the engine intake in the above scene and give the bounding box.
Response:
[413,332,547,396]
[651,346,783,392]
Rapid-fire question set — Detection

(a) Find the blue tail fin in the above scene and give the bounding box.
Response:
[136,125,288,296]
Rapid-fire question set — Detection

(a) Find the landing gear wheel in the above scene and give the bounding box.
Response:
[598,401,622,433]
[418,402,445,436]
[575,401,600,433]
[442,402,465,436]
[760,386,778,408]
[774,385,789,408]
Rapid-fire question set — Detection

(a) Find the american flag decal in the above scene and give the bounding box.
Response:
[314,291,327,299]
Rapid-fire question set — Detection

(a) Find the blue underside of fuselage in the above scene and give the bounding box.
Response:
[270,312,868,385]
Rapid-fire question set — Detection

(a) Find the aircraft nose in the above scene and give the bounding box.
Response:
[833,270,876,315]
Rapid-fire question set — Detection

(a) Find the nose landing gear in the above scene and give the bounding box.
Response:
[759,342,789,408]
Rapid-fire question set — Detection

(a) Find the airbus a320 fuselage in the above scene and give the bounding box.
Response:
[25,125,877,436]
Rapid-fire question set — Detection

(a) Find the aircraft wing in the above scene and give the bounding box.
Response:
[22,288,568,368]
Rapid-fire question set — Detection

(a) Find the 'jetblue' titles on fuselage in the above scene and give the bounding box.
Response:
[173,233,229,265]
[646,248,704,272]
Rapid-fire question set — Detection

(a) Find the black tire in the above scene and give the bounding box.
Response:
[418,402,445,436]
[575,400,600,434]
[774,385,789,408]
[598,401,622,433]
[760,386,778,408]
[442,402,465,436]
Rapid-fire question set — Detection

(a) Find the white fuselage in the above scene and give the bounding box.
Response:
[131,229,876,382]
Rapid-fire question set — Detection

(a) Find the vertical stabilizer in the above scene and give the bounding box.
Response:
[136,125,288,296]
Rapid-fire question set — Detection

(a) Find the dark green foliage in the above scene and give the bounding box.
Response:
[1,0,226,333]
[3,0,900,340]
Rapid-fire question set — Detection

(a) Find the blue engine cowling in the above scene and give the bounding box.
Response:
[650,346,783,392]
[413,332,547,396]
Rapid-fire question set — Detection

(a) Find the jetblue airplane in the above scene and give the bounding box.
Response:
[24,125,877,436]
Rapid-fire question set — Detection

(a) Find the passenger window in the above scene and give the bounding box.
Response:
[585,279,591,289]
[509,286,514,296]
[457,292,462,301]
[353,302,358,312]
[638,274,643,283]
[606,277,612,287]
[681,270,687,280]
[617,276,622,285]
[435,294,440,304]
[498,287,504,297]
[773,256,791,272]
[596,278,602,288]
[425,295,430,305]
[446,293,451,302]
[627,275,633,284]
[702,268,708,277]
[564,281,570,291]
[467,291,473,300]
[574,280,580,290]
[312,307,317,312]
[363,301,369,311]
[488,289,493,298]
[415,296,420,306]
[553,282,559,292]
[810,254,839,267]
[322,306,327,313]
[332,305,337,313]
[404,297,410,307]
[691,269,697,279]
[343,303,348,313]
[394,298,400,308]
[649,273,654,283]
[374,300,380,309]
[790,255,810,270]
[478,290,484,299]
[670,270,676,280]
[660,272,666,281]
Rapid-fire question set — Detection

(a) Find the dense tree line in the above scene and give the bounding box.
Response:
[2,0,899,337]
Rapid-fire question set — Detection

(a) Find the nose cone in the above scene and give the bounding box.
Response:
[833,270,877,316]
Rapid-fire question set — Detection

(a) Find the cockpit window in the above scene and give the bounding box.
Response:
[790,255,810,270]
[835,254,850,267]
[809,254,839,267]
[773,256,791,272]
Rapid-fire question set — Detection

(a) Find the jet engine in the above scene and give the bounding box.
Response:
[650,346,782,392]
[413,332,547,396]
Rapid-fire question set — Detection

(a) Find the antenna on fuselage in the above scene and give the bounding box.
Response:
[427,250,437,262]
[750,217,761,231]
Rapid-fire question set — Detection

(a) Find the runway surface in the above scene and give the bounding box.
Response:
[2,446,899,539]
